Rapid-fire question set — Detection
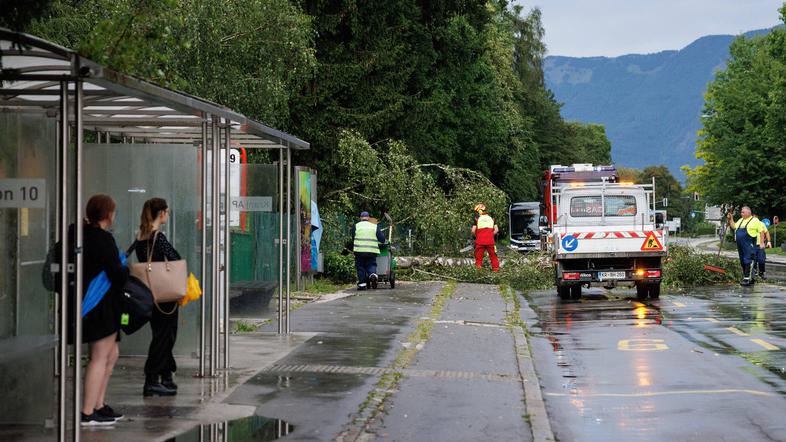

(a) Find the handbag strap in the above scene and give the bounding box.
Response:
[146,230,170,268]
[144,231,178,315]
[125,240,137,257]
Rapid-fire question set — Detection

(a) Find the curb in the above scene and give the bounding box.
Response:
[511,319,555,441]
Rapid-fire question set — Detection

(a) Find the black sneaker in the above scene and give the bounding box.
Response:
[369,274,379,290]
[161,375,178,390]
[81,411,116,426]
[96,404,123,421]
[143,382,177,397]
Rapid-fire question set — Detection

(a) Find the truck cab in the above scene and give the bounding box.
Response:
[509,202,541,253]
[551,180,667,300]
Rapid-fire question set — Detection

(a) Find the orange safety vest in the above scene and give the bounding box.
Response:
[475,214,496,246]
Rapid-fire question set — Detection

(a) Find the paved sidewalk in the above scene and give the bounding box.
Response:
[35,281,542,441]
[369,283,532,442]
[77,332,314,442]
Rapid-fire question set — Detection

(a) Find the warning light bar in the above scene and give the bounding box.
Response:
[550,164,616,173]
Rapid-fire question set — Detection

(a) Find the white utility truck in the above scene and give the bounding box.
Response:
[550,179,667,300]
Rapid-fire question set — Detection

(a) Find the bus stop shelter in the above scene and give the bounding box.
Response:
[0,29,306,440]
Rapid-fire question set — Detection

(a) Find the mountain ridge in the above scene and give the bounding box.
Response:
[544,27,777,179]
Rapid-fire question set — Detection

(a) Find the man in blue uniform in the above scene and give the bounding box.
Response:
[727,206,765,286]
[351,211,386,290]
[752,213,773,279]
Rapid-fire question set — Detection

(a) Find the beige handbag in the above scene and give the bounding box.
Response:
[130,231,187,314]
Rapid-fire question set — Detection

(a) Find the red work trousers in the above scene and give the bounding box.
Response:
[474,244,499,272]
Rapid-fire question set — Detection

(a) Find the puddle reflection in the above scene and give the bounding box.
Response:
[168,415,294,442]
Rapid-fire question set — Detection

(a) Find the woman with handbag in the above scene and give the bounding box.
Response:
[75,194,129,425]
[135,198,182,397]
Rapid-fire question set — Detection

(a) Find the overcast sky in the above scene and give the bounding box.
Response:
[520,0,784,57]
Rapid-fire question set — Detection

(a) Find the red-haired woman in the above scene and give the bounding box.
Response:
[75,194,128,425]
[135,198,181,396]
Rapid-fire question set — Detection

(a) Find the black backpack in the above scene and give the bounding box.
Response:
[120,275,154,335]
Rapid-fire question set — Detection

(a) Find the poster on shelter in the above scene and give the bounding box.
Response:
[299,170,312,273]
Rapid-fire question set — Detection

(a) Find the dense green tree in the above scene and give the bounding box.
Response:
[15,0,612,216]
[321,130,508,254]
[0,0,52,32]
[27,0,316,127]
[290,1,544,200]
[688,6,786,216]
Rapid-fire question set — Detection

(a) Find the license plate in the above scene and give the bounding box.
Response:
[598,271,626,280]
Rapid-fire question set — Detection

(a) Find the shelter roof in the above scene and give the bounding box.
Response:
[0,29,309,149]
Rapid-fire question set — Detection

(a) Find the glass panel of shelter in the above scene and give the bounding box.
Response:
[0,113,58,431]
[82,142,202,355]
[229,163,281,321]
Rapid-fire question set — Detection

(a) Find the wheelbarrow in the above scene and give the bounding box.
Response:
[375,213,396,289]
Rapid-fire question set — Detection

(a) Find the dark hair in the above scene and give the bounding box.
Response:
[139,198,168,238]
[84,194,116,226]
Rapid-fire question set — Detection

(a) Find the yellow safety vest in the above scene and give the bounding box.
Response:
[755,218,769,246]
[475,214,496,245]
[477,214,494,229]
[353,221,380,254]
[734,217,761,239]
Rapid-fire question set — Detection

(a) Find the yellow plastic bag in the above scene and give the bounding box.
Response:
[179,273,203,307]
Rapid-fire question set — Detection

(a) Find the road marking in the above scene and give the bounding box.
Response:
[704,317,720,323]
[618,339,669,351]
[672,301,686,308]
[750,338,779,351]
[727,327,749,336]
[545,389,775,398]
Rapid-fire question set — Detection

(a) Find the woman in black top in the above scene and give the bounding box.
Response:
[135,198,181,396]
[78,194,129,425]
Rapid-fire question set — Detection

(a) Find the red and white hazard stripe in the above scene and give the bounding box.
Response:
[560,230,664,239]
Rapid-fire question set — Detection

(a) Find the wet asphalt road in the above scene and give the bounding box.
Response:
[522,284,786,441]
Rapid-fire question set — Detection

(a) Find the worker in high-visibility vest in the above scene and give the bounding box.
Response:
[727,206,765,286]
[471,203,499,272]
[351,211,386,290]
[752,213,773,280]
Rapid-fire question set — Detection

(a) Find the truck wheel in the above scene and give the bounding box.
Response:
[558,285,571,300]
[635,283,647,301]
[570,284,582,300]
[648,283,660,299]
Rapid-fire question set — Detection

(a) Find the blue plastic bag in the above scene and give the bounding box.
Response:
[81,251,128,317]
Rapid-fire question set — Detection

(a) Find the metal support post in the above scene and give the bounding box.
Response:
[199,119,208,377]
[73,79,84,442]
[57,80,68,442]
[211,116,220,376]
[285,145,292,333]
[278,148,284,334]
[223,122,231,369]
